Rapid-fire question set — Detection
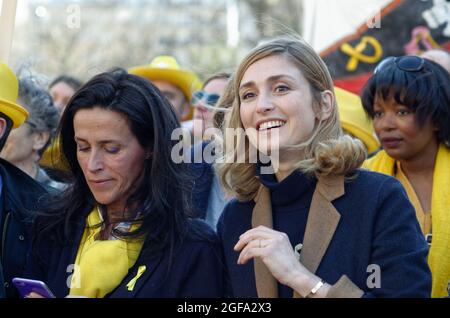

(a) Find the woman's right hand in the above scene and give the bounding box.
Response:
[234,225,331,297]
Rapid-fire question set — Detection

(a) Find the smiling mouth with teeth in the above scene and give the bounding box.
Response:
[258,120,286,131]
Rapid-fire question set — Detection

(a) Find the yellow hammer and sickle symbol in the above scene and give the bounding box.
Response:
[340,36,383,72]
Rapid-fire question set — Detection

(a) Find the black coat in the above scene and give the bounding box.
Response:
[190,141,214,219]
[0,158,49,298]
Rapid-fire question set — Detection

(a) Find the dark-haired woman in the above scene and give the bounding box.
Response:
[362,56,450,298]
[24,69,225,298]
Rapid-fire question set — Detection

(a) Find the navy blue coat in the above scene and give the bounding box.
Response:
[218,169,432,298]
[190,141,214,219]
[24,214,227,298]
[0,158,49,298]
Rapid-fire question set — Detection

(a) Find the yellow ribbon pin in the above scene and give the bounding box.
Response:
[341,36,383,72]
[126,265,147,291]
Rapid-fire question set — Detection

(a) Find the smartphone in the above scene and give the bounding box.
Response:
[12,278,56,298]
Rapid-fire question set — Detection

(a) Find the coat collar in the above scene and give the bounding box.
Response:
[252,173,345,298]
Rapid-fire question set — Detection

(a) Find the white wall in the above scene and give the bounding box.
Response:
[302,0,392,53]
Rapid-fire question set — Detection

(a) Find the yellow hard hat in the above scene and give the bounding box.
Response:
[129,55,202,102]
[0,62,28,128]
[335,87,380,153]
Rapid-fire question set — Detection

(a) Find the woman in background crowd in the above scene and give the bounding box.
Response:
[40,75,83,179]
[192,73,230,143]
[362,55,450,297]
[49,75,82,116]
[1,77,64,190]
[190,73,232,228]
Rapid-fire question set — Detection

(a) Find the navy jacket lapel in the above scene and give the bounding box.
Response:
[48,216,87,297]
[108,250,164,298]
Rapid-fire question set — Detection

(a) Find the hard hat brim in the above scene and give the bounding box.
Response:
[0,97,29,129]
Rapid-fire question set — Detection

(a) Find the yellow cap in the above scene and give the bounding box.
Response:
[0,62,28,128]
[129,55,202,102]
[335,87,380,153]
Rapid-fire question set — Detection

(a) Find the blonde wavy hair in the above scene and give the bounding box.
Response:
[217,36,367,201]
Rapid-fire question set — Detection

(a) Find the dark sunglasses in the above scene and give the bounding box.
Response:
[374,55,425,74]
[191,90,220,108]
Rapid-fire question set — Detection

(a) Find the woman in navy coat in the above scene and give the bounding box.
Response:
[216,36,431,298]
[24,69,225,298]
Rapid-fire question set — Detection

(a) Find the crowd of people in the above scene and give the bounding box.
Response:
[0,34,449,298]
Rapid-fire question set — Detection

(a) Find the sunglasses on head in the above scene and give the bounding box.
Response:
[191,90,221,108]
[374,55,425,74]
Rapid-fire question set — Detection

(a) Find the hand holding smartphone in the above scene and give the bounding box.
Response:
[12,277,56,298]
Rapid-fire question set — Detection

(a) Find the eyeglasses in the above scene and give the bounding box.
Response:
[191,90,221,109]
[374,55,425,74]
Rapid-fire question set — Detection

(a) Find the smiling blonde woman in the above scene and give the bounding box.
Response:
[217,36,431,298]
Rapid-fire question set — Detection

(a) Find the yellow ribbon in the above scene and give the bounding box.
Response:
[340,36,383,71]
[126,265,147,291]
[405,27,440,54]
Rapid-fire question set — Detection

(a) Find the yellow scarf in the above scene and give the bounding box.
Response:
[363,144,450,298]
[69,207,144,298]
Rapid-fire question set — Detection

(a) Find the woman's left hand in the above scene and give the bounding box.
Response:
[234,225,329,298]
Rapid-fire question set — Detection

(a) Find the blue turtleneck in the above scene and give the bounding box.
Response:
[260,169,316,247]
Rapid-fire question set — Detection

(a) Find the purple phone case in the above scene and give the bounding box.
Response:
[12,278,56,298]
